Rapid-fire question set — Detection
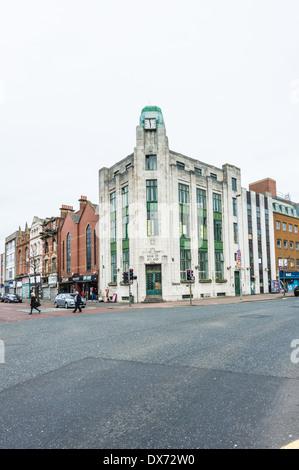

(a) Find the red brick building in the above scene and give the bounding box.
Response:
[249,178,277,197]
[15,224,31,298]
[58,196,99,298]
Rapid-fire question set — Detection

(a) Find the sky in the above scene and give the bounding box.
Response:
[1,0,299,253]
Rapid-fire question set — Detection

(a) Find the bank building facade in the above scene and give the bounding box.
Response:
[98,106,268,302]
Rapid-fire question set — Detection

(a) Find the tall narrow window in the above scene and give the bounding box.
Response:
[215,252,224,280]
[233,198,237,216]
[19,250,22,274]
[179,183,190,238]
[147,180,158,236]
[146,155,157,170]
[197,188,208,262]
[25,248,29,273]
[110,191,117,282]
[213,193,222,212]
[110,192,116,242]
[179,183,191,280]
[66,233,71,274]
[180,249,191,281]
[213,193,223,276]
[198,251,208,280]
[111,252,117,283]
[232,177,237,191]
[233,222,238,244]
[122,185,129,272]
[86,225,92,271]
[122,186,129,239]
[94,230,97,265]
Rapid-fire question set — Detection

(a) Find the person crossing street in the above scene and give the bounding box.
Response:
[73,291,82,313]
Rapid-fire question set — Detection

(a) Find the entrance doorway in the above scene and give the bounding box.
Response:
[234,271,240,295]
[146,265,162,297]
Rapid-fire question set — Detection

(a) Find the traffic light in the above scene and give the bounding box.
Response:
[129,269,134,283]
[186,269,194,281]
[123,272,129,284]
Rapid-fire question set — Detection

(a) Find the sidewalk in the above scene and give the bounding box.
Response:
[0,292,294,324]
[31,291,294,310]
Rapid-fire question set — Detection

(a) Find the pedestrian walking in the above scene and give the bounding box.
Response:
[73,291,82,313]
[29,292,41,315]
[105,287,110,302]
[91,287,94,301]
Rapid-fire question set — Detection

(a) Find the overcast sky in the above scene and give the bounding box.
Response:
[1,0,299,253]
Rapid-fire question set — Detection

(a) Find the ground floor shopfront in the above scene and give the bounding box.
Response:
[15,275,42,299]
[59,274,98,299]
[279,271,299,292]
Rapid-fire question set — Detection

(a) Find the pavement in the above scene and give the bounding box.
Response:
[0,291,294,324]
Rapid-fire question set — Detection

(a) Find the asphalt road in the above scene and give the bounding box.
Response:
[0,297,299,449]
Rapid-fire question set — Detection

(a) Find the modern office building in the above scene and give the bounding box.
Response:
[249,177,299,292]
[98,106,250,302]
[240,188,276,294]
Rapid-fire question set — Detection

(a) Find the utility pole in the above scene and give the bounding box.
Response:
[236,194,242,300]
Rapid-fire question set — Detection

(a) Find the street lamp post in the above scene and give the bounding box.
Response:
[236,194,242,300]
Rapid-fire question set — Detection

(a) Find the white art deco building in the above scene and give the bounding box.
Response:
[98,106,252,302]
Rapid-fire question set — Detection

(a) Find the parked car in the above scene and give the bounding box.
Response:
[2,294,22,303]
[294,286,299,297]
[54,293,86,309]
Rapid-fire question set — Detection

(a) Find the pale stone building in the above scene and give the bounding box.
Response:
[98,106,250,302]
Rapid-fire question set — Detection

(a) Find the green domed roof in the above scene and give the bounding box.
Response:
[141,105,162,114]
[140,105,164,126]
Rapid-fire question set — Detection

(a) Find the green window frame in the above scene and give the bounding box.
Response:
[122,186,129,240]
[180,249,191,281]
[179,184,190,239]
[147,180,158,236]
[215,252,224,280]
[213,193,222,213]
[198,251,208,280]
[146,155,157,170]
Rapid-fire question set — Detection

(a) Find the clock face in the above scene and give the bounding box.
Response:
[144,118,156,130]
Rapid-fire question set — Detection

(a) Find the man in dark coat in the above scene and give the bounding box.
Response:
[29,292,41,315]
[73,291,82,313]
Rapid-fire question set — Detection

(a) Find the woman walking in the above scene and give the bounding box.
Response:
[29,292,41,315]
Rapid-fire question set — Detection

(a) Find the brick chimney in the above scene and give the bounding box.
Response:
[249,178,277,197]
[60,204,74,218]
[79,195,88,212]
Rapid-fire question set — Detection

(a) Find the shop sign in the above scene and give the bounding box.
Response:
[29,276,41,285]
[83,275,92,281]
[48,275,57,285]
[22,277,29,284]
[146,253,160,263]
